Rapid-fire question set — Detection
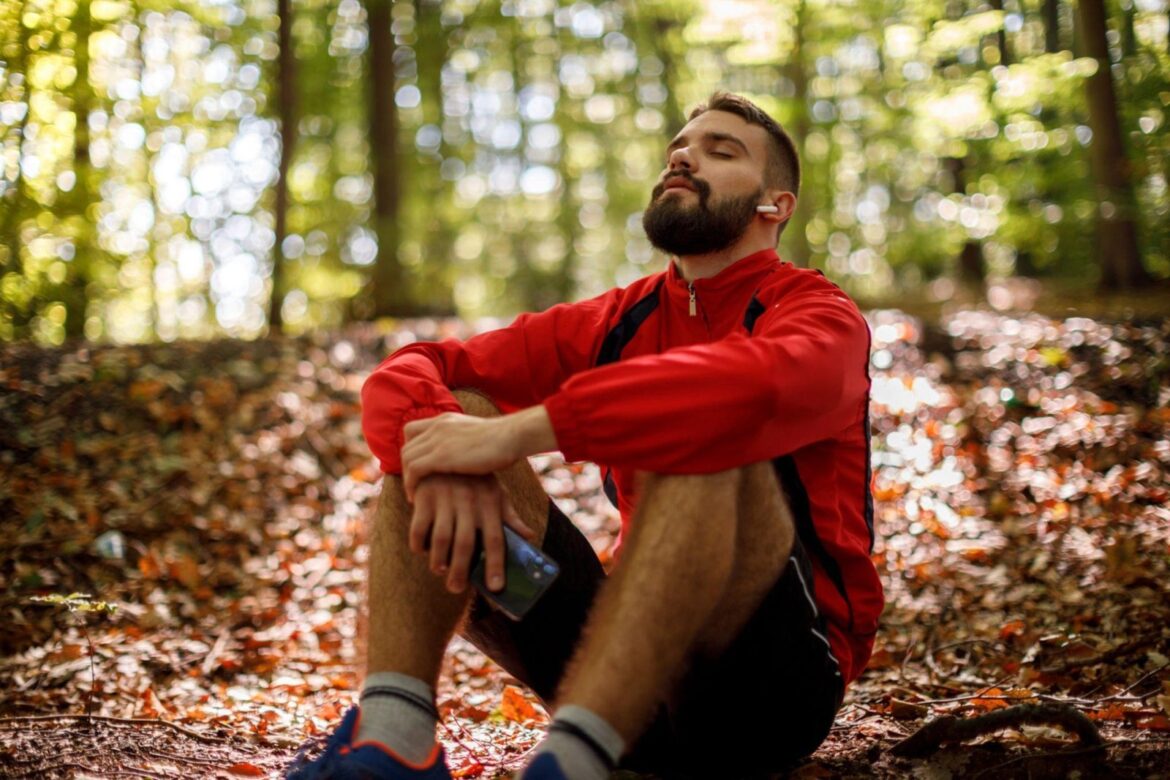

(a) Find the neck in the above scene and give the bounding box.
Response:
[674,234,774,283]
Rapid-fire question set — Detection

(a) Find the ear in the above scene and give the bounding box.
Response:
[759,190,797,224]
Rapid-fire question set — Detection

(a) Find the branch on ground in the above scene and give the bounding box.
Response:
[889,702,1105,758]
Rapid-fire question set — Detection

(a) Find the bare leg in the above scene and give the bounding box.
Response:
[363,390,550,682]
[555,462,794,742]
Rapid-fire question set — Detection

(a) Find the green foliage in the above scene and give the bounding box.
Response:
[0,0,1167,343]
[30,592,119,615]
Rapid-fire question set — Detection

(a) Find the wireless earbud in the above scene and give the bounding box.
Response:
[756,205,779,213]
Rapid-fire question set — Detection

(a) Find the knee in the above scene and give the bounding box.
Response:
[374,473,412,532]
[452,388,501,418]
[637,468,741,502]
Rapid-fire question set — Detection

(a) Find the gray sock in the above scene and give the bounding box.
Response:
[528,705,624,780]
[353,672,438,764]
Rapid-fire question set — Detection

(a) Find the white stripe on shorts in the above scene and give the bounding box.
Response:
[792,553,844,676]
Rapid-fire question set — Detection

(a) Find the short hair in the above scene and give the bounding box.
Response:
[688,91,800,197]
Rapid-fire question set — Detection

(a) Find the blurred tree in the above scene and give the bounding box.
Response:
[0,0,32,341]
[364,0,408,317]
[1076,0,1151,290]
[58,0,96,339]
[269,0,296,334]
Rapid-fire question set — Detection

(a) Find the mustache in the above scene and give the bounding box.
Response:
[651,171,711,202]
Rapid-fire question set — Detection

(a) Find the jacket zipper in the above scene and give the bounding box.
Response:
[687,282,697,317]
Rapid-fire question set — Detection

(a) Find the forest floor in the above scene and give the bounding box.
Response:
[1,305,1169,779]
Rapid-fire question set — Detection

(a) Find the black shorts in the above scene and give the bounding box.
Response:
[461,501,844,778]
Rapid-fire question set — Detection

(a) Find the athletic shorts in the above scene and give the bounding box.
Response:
[461,500,844,778]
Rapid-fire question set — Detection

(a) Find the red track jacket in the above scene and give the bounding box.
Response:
[361,248,883,685]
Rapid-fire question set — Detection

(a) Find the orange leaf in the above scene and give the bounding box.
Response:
[227,763,265,776]
[1135,715,1170,731]
[1088,703,1127,721]
[450,759,484,778]
[865,648,896,670]
[998,620,1027,641]
[500,685,541,724]
[138,552,162,580]
[971,688,1009,711]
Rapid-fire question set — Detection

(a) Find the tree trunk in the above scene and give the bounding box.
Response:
[1044,0,1062,53]
[1075,0,1151,290]
[268,0,296,334]
[2,0,32,299]
[988,0,1012,65]
[784,0,812,268]
[61,0,95,340]
[413,0,453,313]
[365,0,407,317]
[646,16,686,136]
[944,156,984,287]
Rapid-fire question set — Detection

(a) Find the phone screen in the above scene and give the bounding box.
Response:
[470,525,559,621]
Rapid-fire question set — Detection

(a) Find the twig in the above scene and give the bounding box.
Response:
[0,713,231,745]
[912,677,1016,705]
[11,763,167,780]
[1093,661,1170,704]
[200,630,231,676]
[438,717,487,777]
[1037,636,1162,675]
[889,702,1105,758]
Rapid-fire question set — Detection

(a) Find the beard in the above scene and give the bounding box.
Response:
[642,173,763,256]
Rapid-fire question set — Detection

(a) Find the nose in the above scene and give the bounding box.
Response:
[667,144,693,172]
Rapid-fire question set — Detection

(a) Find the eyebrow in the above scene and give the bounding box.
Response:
[666,131,752,157]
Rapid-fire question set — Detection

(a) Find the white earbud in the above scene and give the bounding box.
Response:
[756,205,779,213]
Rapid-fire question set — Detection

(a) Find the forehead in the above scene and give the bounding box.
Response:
[669,110,769,159]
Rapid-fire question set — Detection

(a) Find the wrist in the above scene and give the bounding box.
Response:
[505,405,557,458]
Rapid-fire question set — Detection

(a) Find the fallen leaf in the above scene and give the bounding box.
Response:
[499,685,541,724]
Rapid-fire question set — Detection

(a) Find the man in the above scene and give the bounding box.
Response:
[289,92,882,780]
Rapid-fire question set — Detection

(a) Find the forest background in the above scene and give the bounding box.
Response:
[3,1,1170,778]
[2,0,1169,345]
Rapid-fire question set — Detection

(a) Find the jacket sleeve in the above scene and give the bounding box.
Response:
[543,280,871,473]
[361,292,618,473]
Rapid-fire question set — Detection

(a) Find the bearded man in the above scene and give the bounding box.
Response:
[288,92,882,780]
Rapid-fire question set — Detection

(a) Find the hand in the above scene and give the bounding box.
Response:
[401,413,521,501]
[408,473,537,594]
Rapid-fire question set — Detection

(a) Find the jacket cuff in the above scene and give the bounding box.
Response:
[543,391,588,462]
[379,403,460,474]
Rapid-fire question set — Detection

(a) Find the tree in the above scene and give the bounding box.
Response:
[268,0,297,334]
[365,0,409,317]
[1075,0,1151,290]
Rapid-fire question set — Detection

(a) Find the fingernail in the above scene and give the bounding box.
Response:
[491,575,504,590]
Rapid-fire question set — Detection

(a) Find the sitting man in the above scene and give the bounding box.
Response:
[289,91,882,780]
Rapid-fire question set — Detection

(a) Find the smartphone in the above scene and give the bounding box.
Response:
[470,525,559,621]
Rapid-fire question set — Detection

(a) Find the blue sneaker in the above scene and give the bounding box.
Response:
[286,706,452,779]
[517,753,568,779]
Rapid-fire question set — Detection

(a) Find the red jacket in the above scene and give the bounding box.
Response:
[361,248,882,685]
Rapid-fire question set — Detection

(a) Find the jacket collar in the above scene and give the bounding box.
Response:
[665,248,780,302]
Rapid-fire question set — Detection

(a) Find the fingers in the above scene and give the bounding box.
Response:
[408,486,435,555]
[501,495,537,541]
[445,482,477,593]
[428,492,455,577]
[407,475,535,597]
[480,491,506,592]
